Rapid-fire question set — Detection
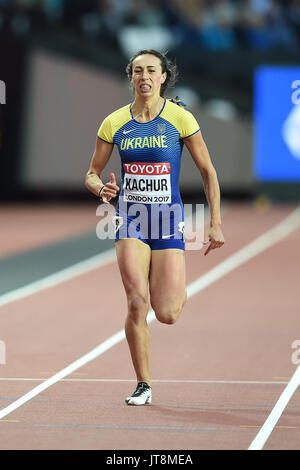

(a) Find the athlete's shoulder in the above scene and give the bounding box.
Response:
[98,104,131,143]
[164,98,187,114]
[162,99,200,138]
[168,98,187,111]
[163,98,197,121]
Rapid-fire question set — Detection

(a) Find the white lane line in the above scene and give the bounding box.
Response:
[0,248,116,308]
[0,330,125,419]
[0,378,289,384]
[0,206,299,423]
[248,364,300,450]
[32,423,217,432]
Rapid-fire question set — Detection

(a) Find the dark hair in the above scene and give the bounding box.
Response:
[126,49,178,97]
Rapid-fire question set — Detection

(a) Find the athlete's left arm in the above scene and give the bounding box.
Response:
[184,131,225,255]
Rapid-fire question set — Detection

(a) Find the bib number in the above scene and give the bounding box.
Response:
[123,162,171,204]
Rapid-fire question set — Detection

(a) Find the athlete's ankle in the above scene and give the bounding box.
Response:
[137,379,151,388]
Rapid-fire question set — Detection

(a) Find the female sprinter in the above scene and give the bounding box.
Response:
[85,49,225,405]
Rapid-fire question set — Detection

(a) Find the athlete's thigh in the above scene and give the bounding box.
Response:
[149,249,186,313]
[115,238,151,300]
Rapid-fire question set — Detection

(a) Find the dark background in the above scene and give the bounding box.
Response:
[1,0,300,202]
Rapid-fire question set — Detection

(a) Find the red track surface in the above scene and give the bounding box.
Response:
[0,202,299,450]
[0,203,98,257]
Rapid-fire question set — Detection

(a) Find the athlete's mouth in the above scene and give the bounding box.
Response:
[140,84,151,91]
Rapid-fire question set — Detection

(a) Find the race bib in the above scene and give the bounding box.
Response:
[122,162,171,204]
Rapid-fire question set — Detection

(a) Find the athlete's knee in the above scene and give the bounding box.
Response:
[127,294,148,323]
[154,291,186,325]
[155,304,183,325]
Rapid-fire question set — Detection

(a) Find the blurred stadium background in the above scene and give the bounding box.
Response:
[0,0,300,204]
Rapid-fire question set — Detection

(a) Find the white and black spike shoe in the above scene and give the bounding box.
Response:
[125,382,152,406]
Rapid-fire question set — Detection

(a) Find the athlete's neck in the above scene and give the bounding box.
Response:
[131,95,164,122]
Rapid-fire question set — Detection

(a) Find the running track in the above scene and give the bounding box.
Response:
[0,201,299,450]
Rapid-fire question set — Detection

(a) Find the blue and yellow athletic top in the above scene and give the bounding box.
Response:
[97,98,200,206]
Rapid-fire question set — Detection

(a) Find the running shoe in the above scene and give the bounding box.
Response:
[125,382,152,405]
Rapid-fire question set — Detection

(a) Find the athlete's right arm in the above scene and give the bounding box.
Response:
[85,138,119,202]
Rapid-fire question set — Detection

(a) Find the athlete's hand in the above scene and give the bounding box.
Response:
[100,172,120,204]
[203,225,225,256]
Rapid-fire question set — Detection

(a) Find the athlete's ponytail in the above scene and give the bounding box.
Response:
[126,49,178,98]
[168,96,186,108]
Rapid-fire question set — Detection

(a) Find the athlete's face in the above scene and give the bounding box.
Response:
[131,54,167,99]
